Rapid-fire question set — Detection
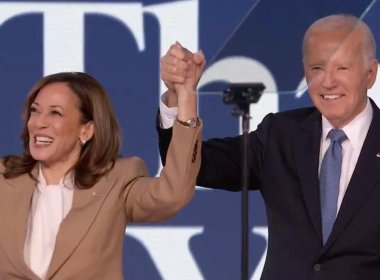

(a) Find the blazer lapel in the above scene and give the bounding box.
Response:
[0,169,40,280]
[46,174,117,278]
[322,102,380,251]
[295,110,323,242]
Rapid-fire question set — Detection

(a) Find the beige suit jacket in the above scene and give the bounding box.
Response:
[0,121,201,279]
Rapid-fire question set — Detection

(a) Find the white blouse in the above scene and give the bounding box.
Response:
[23,166,74,279]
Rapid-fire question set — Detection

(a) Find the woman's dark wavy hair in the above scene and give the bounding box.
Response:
[2,72,121,189]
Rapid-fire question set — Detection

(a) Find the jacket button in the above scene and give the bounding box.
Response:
[313,263,321,271]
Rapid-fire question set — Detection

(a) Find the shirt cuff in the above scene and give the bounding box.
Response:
[159,92,178,129]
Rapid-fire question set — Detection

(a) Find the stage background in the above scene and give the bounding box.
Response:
[0,0,379,279]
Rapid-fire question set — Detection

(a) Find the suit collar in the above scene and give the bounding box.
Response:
[321,99,380,251]
[295,100,380,254]
[295,100,380,253]
[0,167,40,279]
[0,165,119,279]
[295,108,323,242]
[46,172,117,278]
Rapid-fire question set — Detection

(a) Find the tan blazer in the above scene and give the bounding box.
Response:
[0,121,201,280]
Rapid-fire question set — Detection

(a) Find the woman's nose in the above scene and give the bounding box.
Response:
[33,113,49,128]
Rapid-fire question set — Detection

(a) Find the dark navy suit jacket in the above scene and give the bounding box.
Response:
[158,99,380,279]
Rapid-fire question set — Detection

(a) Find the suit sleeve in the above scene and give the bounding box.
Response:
[157,111,274,191]
[125,121,202,222]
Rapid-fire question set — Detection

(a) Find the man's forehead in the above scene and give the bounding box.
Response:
[306,27,363,49]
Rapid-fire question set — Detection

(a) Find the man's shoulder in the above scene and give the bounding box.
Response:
[265,106,320,126]
[275,106,318,119]
[252,106,319,139]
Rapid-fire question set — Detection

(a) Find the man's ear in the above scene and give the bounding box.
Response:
[367,59,378,89]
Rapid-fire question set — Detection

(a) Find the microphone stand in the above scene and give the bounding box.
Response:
[223,83,265,280]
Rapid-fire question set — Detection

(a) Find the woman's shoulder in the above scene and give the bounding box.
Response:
[110,156,148,176]
[115,156,145,166]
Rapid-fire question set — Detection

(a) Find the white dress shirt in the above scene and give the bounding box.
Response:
[24,166,74,280]
[159,92,178,129]
[319,98,372,213]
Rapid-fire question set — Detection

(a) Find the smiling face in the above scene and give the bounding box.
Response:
[27,82,91,171]
[304,26,378,128]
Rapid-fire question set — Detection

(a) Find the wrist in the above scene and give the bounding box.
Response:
[177,89,196,105]
[166,90,179,107]
[176,116,200,128]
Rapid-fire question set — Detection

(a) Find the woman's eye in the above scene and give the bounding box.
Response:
[30,107,38,114]
[51,110,62,116]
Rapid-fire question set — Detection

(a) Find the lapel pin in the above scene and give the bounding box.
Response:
[376,153,380,158]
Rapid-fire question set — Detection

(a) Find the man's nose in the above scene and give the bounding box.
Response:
[321,68,337,89]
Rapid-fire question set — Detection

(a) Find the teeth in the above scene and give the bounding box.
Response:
[323,94,341,100]
[35,136,53,144]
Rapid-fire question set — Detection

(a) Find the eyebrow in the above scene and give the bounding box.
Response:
[50,105,64,110]
[31,102,64,110]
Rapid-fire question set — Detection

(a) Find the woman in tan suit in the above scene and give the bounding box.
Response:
[0,71,202,279]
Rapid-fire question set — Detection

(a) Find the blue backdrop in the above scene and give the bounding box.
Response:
[0,0,379,279]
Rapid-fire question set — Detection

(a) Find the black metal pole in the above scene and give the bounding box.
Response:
[241,107,250,280]
[222,83,265,280]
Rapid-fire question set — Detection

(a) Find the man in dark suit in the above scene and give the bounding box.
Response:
[157,14,380,279]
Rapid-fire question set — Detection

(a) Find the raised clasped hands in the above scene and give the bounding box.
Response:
[160,42,206,112]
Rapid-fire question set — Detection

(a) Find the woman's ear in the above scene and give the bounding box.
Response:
[80,121,94,145]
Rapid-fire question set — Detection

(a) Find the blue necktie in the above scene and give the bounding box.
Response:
[319,129,347,244]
